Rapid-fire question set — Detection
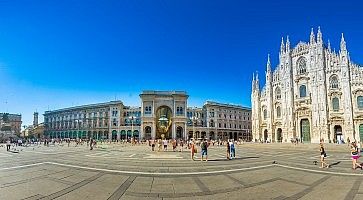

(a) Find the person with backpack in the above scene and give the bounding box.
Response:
[319,141,329,168]
[201,139,208,162]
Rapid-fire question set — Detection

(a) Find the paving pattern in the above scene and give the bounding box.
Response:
[1,142,363,200]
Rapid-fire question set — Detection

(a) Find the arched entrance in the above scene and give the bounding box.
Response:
[264,129,268,142]
[201,131,207,139]
[112,130,117,140]
[156,106,173,139]
[300,119,311,142]
[360,124,363,142]
[276,128,282,142]
[334,125,343,143]
[176,126,183,139]
[133,130,139,139]
[209,131,215,140]
[144,126,152,139]
[188,131,193,139]
[120,130,126,140]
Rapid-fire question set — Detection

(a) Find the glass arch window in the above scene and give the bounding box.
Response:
[275,87,281,100]
[332,97,339,111]
[358,96,363,109]
[330,76,339,89]
[276,106,281,118]
[299,85,307,98]
[297,57,307,74]
[263,109,267,120]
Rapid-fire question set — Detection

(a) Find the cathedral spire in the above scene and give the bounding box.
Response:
[286,35,290,52]
[255,71,259,91]
[340,33,346,52]
[252,72,255,90]
[280,37,285,53]
[266,54,271,73]
[310,28,315,44]
[317,26,323,43]
[328,39,331,52]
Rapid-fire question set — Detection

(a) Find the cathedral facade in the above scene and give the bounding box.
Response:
[251,27,363,143]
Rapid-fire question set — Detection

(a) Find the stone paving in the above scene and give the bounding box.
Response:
[1,142,363,200]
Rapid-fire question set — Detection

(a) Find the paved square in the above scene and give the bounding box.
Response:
[1,143,363,199]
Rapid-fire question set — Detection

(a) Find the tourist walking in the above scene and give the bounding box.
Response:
[172,139,177,152]
[180,140,184,152]
[190,140,196,161]
[351,142,362,170]
[319,141,329,168]
[6,139,11,151]
[200,139,208,162]
[90,138,94,150]
[226,141,230,160]
[229,140,235,159]
[163,139,168,151]
[151,139,155,151]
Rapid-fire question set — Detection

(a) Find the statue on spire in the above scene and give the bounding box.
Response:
[340,33,346,52]
[317,26,323,43]
[280,37,285,53]
[286,35,290,52]
[310,28,315,44]
[266,54,271,73]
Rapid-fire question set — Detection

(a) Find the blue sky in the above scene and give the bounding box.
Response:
[0,0,362,126]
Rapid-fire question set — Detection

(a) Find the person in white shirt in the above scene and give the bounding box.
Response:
[163,139,168,151]
[6,139,11,151]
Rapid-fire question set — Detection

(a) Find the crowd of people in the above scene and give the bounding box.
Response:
[146,138,239,162]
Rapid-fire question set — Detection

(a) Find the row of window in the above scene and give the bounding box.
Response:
[263,96,363,120]
[274,76,340,100]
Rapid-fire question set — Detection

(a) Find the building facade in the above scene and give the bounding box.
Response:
[44,91,252,141]
[187,101,252,141]
[0,113,22,136]
[252,28,363,143]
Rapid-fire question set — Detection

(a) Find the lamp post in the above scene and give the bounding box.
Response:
[192,116,196,139]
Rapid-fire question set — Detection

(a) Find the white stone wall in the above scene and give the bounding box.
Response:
[252,28,363,143]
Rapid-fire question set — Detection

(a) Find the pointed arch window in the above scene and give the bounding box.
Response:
[263,109,267,120]
[358,96,363,110]
[330,76,339,89]
[297,57,307,74]
[299,85,307,98]
[276,106,281,118]
[275,87,281,100]
[332,97,339,111]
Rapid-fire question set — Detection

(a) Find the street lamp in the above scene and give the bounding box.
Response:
[191,116,196,139]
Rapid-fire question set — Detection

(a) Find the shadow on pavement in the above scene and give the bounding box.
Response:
[207,156,259,162]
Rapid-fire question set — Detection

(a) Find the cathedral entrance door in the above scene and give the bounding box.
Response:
[360,124,363,142]
[334,125,343,144]
[263,129,268,143]
[276,128,282,142]
[300,119,311,142]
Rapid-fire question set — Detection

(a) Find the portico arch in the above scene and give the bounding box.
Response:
[276,128,282,142]
[334,125,343,143]
[176,126,183,139]
[264,129,268,142]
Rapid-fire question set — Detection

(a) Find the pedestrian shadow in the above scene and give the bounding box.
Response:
[207,156,259,162]
[330,161,341,167]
